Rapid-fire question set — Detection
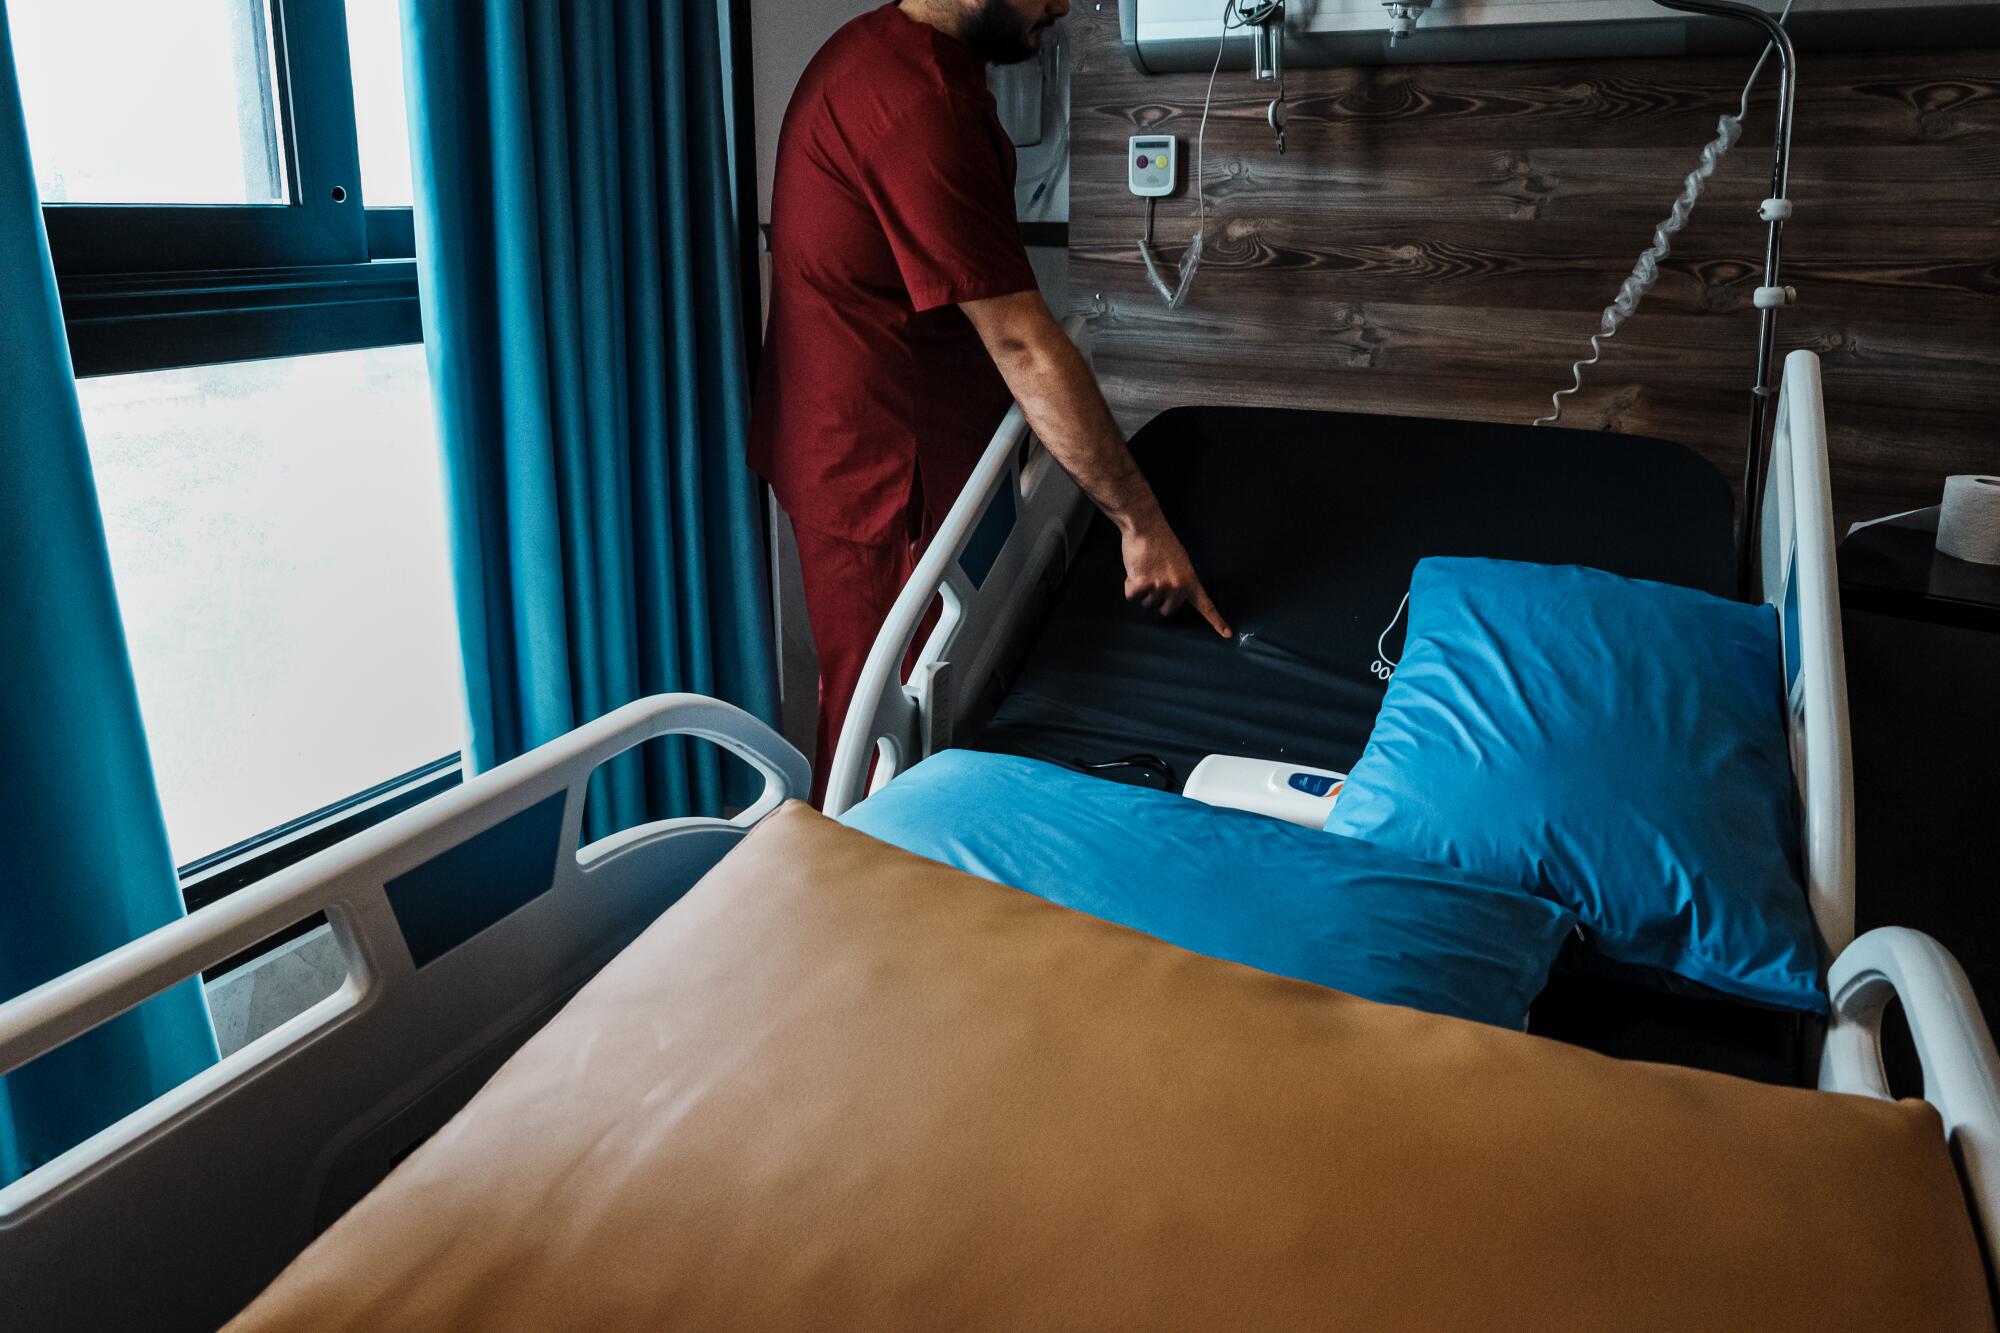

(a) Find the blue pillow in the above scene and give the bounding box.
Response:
[1323,557,1824,1012]
[840,750,1576,1029]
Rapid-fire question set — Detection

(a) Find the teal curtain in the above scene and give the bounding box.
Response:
[0,4,217,1184]
[403,0,776,836]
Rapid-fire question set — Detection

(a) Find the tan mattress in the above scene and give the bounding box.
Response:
[230,803,1994,1331]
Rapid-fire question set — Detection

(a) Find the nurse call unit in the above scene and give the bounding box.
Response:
[1128,134,1177,197]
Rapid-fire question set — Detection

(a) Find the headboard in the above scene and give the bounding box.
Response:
[1759,349,1855,959]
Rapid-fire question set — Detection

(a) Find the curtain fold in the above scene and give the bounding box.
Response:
[0,3,217,1185]
[404,0,776,837]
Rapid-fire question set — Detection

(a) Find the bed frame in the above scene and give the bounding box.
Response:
[0,352,1993,1330]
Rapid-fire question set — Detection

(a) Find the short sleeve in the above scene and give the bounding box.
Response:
[854,93,1039,312]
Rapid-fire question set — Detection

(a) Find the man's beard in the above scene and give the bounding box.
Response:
[961,0,1049,65]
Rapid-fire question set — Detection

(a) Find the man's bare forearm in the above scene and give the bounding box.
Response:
[962,298,1164,537]
[961,290,1231,635]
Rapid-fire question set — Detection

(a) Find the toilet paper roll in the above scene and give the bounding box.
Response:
[1936,474,2000,565]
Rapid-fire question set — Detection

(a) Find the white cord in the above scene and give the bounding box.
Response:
[1140,0,1237,307]
[1533,0,1796,427]
[1371,591,1409,681]
[1532,114,1740,425]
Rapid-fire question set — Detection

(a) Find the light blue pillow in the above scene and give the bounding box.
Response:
[840,750,1577,1029]
[1324,557,1824,1012]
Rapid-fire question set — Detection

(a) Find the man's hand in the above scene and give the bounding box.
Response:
[1121,519,1232,638]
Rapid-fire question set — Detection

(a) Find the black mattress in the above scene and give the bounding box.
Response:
[976,406,1735,786]
[970,406,1801,1084]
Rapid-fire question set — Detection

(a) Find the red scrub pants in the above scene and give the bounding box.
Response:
[791,497,936,807]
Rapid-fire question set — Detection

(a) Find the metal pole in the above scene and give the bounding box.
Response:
[1650,0,1796,600]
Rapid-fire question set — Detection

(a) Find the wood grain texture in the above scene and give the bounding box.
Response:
[1062,7,2000,529]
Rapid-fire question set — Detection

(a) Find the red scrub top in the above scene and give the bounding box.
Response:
[749,4,1039,546]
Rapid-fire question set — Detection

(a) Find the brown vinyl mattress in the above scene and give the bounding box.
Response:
[228,803,1994,1332]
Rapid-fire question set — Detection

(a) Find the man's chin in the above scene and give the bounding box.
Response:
[965,5,1050,65]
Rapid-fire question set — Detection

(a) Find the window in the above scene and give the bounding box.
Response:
[10,0,421,376]
[12,0,460,891]
[10,0,381,275]
[12,0,287,205]
[77,347,462,867]
[345,0,415,209]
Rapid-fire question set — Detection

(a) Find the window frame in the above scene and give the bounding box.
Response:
[182,753,462,913]
[39,0,417,377]
[59,257,420,378]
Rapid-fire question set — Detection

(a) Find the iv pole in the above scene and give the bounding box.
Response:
[1651,0,1799,599]
[1219,0,1795,597]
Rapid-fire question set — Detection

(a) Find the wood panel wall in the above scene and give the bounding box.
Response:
[1063,7,1999,529]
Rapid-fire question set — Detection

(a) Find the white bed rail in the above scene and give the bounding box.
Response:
[0,694,806,1333]
[1759,349,1855,960]
[822,314,1095,816]
[1821,927,2000,1269]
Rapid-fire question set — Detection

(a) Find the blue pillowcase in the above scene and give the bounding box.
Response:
[1324,557,1824,1012]
[840,749,1577,1030]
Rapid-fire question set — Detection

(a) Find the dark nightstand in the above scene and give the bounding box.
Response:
[1838,506,2000,1030]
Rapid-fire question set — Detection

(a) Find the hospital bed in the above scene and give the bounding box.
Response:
[1,346,1996,1329]
[822,340,1843,1081]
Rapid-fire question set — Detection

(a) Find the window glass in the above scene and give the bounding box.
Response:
[344,0,414,208]
[7,0,286,205]
[77,346,464,864]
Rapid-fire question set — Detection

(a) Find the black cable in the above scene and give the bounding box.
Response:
[1070,753,1178,790]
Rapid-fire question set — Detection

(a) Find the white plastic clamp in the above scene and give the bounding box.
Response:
[1753,285,1797,309]
[1759,197,1793,222]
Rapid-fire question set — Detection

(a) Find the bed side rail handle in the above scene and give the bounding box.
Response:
[0,693,807,1083]
[1821,926,2000,1248]
[822,315,1088,816]
[1764,349,1854,959]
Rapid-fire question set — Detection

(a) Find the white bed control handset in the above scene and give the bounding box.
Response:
[1183,755,1346,828]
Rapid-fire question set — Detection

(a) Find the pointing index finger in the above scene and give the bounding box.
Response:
[1193,585,1233,639]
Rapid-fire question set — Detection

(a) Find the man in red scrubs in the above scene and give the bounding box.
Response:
[750,0,1229,801]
